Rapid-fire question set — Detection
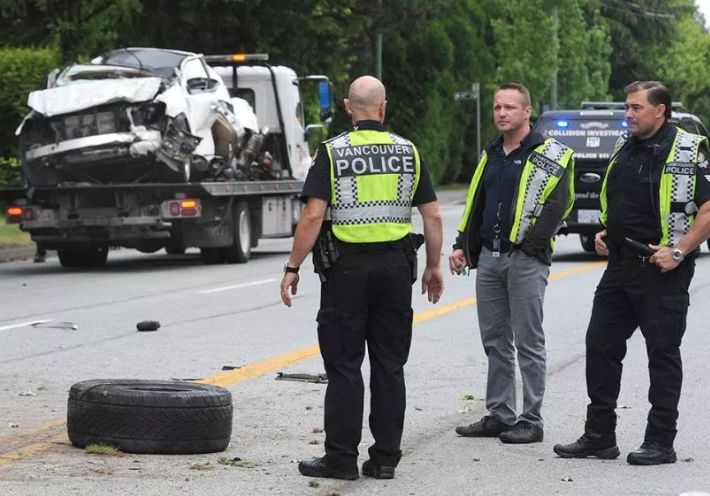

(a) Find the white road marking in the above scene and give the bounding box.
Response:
[0,320,52,332]
[198,278,279,294]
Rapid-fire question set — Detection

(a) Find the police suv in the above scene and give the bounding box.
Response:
[535,102,710,252]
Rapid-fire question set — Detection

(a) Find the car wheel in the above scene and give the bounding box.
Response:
[224,201,251,264]
[58,246,108,268]
[67,379,232,454]
[579,234,596,253]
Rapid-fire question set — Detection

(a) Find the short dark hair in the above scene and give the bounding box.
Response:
[495,83,531,107]
[624,80,672,119]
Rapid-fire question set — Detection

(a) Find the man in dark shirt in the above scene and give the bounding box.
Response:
[450,83,574,444]
[280,75,443,481]
[554,80,710,465]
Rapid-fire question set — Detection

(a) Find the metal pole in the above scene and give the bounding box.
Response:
[473,83,481,164]
[375,0,382,80]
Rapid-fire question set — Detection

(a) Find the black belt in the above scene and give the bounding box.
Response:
[336,239,406,255]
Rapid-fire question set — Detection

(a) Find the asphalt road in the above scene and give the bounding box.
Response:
[1,190,710,496]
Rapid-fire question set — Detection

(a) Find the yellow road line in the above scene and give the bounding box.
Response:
[0,260,606,468]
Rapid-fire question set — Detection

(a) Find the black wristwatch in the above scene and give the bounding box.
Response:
[284,264,300,274]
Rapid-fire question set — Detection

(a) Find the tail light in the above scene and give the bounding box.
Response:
[162,198,201,218]
[6,206,32,223]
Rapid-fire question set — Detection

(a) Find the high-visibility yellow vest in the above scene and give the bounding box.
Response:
[457,138,574,244]
[325,129,421,243]
[600,127,707,246]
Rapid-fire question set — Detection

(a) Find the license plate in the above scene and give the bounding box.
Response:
[577,209,601,224]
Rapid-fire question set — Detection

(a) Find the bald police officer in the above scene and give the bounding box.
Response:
[280,76,444,481]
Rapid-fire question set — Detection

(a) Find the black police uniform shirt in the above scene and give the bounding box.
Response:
[300,120,438,211]
[478,130,546,253]
[605,120,710,245]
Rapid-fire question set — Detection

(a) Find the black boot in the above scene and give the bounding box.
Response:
[455,415,511,437]
[553,432,620,459]
[626,442,676,465]
[298,456,359,480]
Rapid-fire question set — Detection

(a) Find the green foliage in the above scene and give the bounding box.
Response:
[0,157,22,187]
[0,46,60,157]
[0,0,708,187]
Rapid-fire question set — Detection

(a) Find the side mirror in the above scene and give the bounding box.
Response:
[318,81,332,121]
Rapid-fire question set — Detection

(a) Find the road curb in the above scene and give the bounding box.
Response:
[0,245,42,263]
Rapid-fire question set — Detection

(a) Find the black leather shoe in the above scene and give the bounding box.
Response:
[626,442,677,465]
[298,457,359,480]
[499,420,544,444]
[362,459,395,479]
[553,433,620,459]
[455,415,511,437]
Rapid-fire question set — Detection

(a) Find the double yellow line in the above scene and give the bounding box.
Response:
[0,261,605,469]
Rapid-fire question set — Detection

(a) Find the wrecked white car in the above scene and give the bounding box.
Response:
[17,47,262,186]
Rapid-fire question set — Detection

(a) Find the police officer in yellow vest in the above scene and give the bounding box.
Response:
[554,81,710,465]
[280,76,444,481]
[450,83,574,444]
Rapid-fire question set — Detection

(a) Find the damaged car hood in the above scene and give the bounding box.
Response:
[27,77,163,117]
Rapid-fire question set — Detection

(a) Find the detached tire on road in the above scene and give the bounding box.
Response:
[67,379,232,454]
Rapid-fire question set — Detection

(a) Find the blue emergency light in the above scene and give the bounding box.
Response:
[556,120,569,128]
[621,121,628,128]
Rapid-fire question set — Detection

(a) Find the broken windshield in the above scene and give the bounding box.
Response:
[98,49,189,77]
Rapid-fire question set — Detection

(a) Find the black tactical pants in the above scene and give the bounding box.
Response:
[585,251,694,447]
[317,247,413,470]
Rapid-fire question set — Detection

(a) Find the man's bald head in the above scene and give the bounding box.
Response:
[344,76,387,123]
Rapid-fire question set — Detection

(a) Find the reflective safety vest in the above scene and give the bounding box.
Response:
[325,129,421,243]
[457,138,575,244]
[600,127,708,246]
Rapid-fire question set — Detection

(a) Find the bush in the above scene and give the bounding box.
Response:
[0,46,60,160]
[0,156,22,187]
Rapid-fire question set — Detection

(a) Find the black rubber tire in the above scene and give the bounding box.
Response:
[164,242,185,255]
[58,246,108,268]
[707,239,710,253]
[224,201,251,264]
[67,379,232,454]
[200,247,223,264]
[579,234,596,253]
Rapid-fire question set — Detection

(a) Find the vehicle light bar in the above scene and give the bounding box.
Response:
[204,53,270,64]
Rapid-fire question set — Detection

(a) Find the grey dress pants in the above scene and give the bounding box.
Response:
[475,247,549,428]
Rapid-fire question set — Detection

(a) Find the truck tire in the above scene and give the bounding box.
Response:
[224,201,251,263]
[58,246,108,268]
[165,241,185,255]
[200,247,223,264]
[579,234,596,253]
[67,379,232,454]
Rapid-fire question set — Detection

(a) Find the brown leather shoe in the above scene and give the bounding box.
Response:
[455,415,511,437]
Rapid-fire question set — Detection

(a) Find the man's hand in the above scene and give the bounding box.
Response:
[449,248,467,275]
[421,266,444,304]
[595,230,609,256]
[280,273,300,307]
[649,245,680,273]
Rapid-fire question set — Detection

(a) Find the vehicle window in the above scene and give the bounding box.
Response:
[232,89,256,111]
[535,116,626,160]
[100,49,187,77]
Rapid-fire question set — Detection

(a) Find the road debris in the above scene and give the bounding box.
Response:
[222,365,242,370]
[84,444,119,455]
[136,320,161,332]
[309,480,320,488]
[275,372,328,383]
[218,457,258,468]
[8,423,19,428]
[32,321,78,331]
[189,462,214,471]
[562,477,574,482]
